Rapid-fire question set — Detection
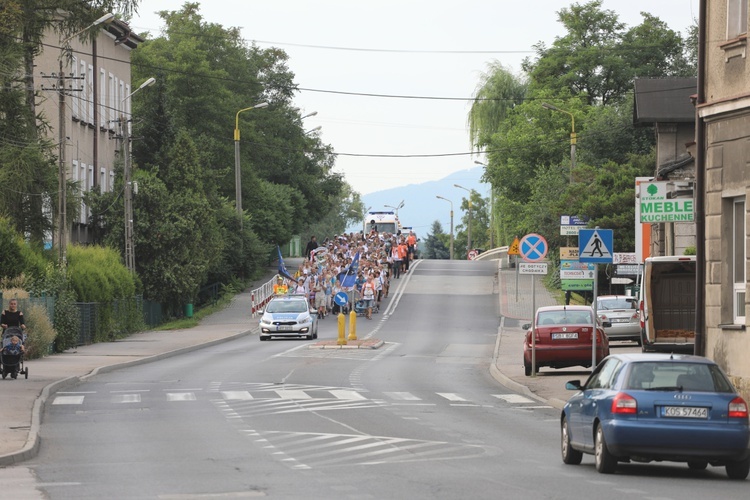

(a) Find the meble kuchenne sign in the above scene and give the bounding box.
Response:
[639,181,694,223]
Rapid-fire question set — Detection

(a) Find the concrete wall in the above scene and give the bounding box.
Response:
[701,0,750,401]
[35,26,136,245]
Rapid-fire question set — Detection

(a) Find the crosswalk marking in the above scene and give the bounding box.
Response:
[436,393,467,402]
[493,394,536,404]
[221,391,254,401]
[166,392,196,402]
[329,390,367,400]
[275,390,312,400]
[52,395,85,405]
[383,392,421,401]
[112,394,141,403]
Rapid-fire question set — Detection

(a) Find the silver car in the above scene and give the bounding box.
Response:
[259,295,318,341]
[596,295,641,344]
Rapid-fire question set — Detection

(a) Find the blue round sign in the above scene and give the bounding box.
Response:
[334,292,349,307]
[519,233,549,262]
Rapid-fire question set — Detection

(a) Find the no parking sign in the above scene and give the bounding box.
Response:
[519,233,548,262]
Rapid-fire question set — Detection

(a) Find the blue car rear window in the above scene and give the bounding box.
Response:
[624,362,734,392]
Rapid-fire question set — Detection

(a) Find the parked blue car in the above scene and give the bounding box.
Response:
[561,353,750,479]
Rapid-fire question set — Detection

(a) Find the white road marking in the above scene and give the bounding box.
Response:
[436,393,467,401]
[52,396,85,405]
[112,394,141,403]
[166,392,196,401]
[493,394,536,404]
[384,392,421,401]
[329,390,367,400]
[274,390,312,399]
[221,391,254,400]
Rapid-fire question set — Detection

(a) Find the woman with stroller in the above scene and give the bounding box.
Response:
[1,299,26,334]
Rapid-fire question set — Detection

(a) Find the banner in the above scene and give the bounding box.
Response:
[277,246,298,283]
[337,251,360,289]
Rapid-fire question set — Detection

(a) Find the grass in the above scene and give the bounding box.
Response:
[152,294,234,331]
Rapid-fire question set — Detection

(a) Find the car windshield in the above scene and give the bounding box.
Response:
[266,300,307,313]
[597,298,636,310]
[537,310,592,325]
[624,361,735,392]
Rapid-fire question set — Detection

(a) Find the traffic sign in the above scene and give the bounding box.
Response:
[578,229,613,264]
[334,292,349,307]
[519,262,548,275]
[508,236,520,255]
[519,233,548,262]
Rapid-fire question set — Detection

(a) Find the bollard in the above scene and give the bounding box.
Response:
[337,313,347,345]
[348,309,357,341]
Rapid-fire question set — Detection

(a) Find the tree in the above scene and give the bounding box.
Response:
[422,221,449,260]
[133,131,223,314]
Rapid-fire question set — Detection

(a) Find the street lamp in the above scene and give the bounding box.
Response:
[384,200,405,219]
[300,111,318,120]
[541,102,576,182]
[474,160,495,249]
[436,196,454,260]
[454,184,473,255]
[57,12,115,264]
[304,125,322,135]
[122,77,156,273]
[234,101,269,224]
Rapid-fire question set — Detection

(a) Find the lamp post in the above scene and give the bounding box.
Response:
[542,102,576,182]
[384,200,404,219]
[234,101,269,225]
[474,160,495,249]
[304,125,322,135]
[121,77,156,273]
[57,12,115,264]
[436,196,454,260]
[454,184,473,256]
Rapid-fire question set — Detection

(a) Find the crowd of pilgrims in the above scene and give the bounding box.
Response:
[274,230,418,320]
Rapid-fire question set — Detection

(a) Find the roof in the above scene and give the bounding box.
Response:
[633,78,697,125]
[105,19,145,49]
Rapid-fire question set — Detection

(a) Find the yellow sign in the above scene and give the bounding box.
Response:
[508,237,521,255]
[560,247,579,260]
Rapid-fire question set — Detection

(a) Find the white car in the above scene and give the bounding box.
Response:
[259,295,318,341]
[596,295,640,344]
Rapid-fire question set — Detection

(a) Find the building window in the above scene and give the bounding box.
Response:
[100,68,106,128]
[728,0,749,39]
[72,57,79,119]
[87,65,94,125]
[733,197,746,324]
[80,60,87,123]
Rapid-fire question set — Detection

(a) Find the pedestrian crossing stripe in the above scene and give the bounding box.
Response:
[578,228,613,263]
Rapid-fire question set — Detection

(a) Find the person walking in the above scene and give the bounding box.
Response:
[1,299,26,334]
[305,235,319,260]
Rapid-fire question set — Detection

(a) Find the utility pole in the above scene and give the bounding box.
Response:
[122,115,135,272]
[58,57,67,263]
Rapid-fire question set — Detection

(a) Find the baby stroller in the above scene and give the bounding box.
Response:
[353,299,379,317]
[1,326,28,380]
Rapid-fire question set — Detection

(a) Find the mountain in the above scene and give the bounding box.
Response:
[348,167,488,236]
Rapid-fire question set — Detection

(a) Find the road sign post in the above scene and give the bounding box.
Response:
[579,228,614,371]
[519,234,548,378]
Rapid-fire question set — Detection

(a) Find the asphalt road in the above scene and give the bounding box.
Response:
[6,260,749,499]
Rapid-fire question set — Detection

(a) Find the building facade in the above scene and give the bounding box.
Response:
[699,0,750,398]
[35,19,142,246]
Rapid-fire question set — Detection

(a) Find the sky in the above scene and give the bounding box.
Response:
[128,0,699,197]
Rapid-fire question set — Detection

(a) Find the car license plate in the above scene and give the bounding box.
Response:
[277,325,293,331]
[610,318,628,323]
[662,406,708,419]
[552,332,578,340]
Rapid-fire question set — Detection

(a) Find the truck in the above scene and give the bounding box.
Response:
[638,255,696,353]
[364,211,400,235]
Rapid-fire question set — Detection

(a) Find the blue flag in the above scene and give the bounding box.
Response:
[277,246,297,283]
[337,251,360,289]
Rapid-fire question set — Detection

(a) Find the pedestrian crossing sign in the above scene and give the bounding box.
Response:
[578,229,613,263]
[508,236,520,255]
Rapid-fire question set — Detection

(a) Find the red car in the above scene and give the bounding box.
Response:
[523,305,610,376]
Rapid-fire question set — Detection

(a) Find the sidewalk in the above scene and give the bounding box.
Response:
[0,259,573,466]
[491,265,593,410]
[0,264,288,466]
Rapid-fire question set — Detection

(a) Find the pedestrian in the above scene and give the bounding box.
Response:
[360,275,376,320]
[1,299,26,334]
[305,235,319,260]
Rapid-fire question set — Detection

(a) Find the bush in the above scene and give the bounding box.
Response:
[23,304,56,359]
[53,288,80,352]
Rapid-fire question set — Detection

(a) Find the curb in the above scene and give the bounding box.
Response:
[0,328,255,466]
